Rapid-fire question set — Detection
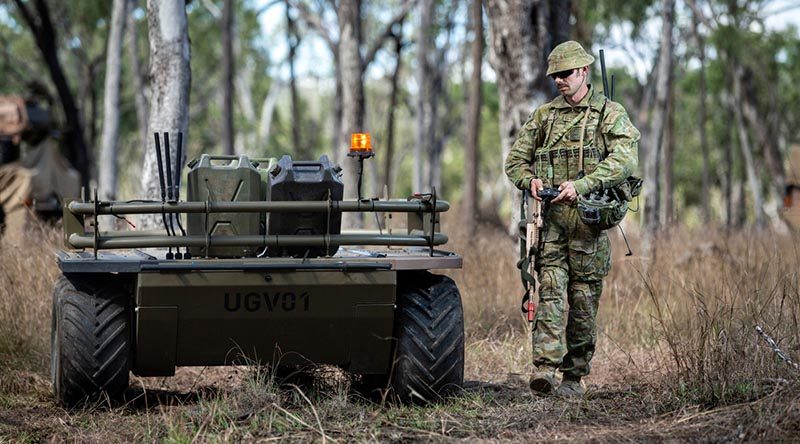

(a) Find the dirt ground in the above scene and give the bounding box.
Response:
[1,344,791,443]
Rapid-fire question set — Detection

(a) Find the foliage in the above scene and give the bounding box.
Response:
[1,0,799,223]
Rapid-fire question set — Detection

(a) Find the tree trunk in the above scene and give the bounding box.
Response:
[285,0,304,158]
[420,3,458,195]
[416,0,445,193]
[724,98,734,228]
[221,0,234,155]
[12,0,92,188]
[736,164,746,228]
[99,0,129,201]
[332,59,343,164]
[258,80,283,144]
[88,60,101,159]
[741,71,785,200]
[692,13,711,224]
[234,50,258,155]
[140,0,191,229]
[127,0,149,155]
[338,0,364,227]
[731,64,764,229]
[381,23,404,198]
[570,0,590,45]
[463,0,483,231]
[661,86,674,226]
[549,0,571,45]
[643,0,674,234]
[413,0,432,193]
[486,0,553,234]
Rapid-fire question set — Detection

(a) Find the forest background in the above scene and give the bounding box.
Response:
[2,0,800,441]
[2,0,799,234]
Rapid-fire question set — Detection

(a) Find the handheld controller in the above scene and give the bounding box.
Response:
[537,188,560,203]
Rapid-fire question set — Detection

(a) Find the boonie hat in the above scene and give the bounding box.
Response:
[547,41,595,76]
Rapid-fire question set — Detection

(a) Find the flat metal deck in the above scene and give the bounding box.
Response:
[56,248,462,273]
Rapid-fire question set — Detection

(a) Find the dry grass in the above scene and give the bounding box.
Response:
[1,217,800,442]
[0,223,60,392]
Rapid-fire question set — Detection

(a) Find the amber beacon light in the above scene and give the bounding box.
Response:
[348,132,374,200]
[348,132,373,158]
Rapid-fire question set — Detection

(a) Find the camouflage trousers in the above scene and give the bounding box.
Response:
[533,204,610,378]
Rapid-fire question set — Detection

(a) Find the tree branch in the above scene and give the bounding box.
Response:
[11,0,40,35]
[200,0,222,19]
[293,0,336,53]
[362,0,415,69]
[255,0,283,16]
[684,0,716,30]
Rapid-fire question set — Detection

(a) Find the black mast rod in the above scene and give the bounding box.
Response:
[599,49,610,99]
[164,132,174,202]
[154,133,167,202]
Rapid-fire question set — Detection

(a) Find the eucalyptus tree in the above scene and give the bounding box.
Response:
[139,0,191,229]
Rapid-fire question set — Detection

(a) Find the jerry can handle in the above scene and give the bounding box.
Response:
[191,154,256,169]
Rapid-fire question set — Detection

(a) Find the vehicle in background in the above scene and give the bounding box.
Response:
[0,95,80,238]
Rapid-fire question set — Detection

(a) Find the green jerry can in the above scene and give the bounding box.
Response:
[186,154,263,257]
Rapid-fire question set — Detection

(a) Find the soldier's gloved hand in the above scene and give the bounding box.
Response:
[552,181,577,204]
[530,179,544,201]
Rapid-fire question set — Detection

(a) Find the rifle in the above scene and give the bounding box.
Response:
[518,188,557,322]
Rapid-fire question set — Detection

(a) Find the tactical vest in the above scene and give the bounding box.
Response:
[533,98,607,189]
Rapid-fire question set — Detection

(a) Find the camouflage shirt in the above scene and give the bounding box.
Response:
[504,86,640,195]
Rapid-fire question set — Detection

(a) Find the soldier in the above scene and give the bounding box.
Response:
[505,41,639,397]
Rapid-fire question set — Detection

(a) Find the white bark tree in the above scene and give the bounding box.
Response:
[463,0,483,232]
[140,0,191,229]
[338,0,364,209]
[98,0,129,201]
[732,64,764,229]
[642,0,674,234]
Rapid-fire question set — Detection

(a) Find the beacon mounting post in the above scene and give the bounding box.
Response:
[347,132,374,201]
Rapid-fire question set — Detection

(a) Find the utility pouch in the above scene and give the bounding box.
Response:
[612,176,643,202]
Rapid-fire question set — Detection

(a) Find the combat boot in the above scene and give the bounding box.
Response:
[556,374,585,398]
[529,365,558,395]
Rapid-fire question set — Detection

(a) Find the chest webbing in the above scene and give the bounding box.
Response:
[537,98,609,177]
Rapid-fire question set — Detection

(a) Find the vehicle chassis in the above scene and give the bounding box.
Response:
[52,192,464,406]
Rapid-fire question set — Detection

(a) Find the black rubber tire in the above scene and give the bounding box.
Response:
[389,272,464,404]
[51,275,131,407]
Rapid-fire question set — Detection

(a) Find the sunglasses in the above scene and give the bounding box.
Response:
[550,69,576,80]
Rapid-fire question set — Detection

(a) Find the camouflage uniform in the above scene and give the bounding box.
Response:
[505,82,639,379]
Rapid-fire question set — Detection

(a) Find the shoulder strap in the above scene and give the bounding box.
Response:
[541,108,558,151]
[543,110,587,151]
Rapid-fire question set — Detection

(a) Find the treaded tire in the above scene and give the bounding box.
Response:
[390,272,464,404]
[51,275,131,407]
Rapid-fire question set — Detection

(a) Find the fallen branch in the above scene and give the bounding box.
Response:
[755,325,800,372]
